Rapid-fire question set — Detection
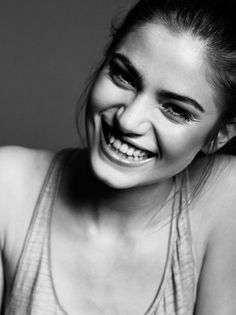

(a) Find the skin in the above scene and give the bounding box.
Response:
[0,23,236,314]
[87,23,219,190]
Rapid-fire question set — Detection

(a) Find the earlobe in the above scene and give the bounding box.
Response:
[201,122,236,154]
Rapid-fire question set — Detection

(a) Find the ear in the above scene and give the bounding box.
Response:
[201,121,236,154]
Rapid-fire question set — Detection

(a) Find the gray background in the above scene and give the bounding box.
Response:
[0,0,235,154]
[0,0,135,150]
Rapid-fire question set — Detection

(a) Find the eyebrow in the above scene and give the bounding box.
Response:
[111,52,143,82]
[112,52,205,113]
[159,90,205,113]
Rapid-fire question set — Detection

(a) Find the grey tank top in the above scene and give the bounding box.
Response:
[4,149,197,315]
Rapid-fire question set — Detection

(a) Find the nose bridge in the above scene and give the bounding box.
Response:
[115,94,150,134]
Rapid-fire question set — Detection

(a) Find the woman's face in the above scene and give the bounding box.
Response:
[86,23,220,189]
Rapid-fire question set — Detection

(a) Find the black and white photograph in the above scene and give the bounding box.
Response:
[0,0,236,314]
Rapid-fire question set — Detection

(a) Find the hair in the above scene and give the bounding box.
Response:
[76,0,236,196]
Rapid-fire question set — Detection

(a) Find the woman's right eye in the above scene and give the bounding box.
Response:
[108,61,135,90]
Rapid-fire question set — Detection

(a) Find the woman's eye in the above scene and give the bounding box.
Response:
[161,103,194,123]
[108,62,135,89]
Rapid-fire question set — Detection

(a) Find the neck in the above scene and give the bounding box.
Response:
[63,149,175,235]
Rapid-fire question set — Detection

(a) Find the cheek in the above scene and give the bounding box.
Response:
[161,127,207,162]
[88,77,115,112]
[88,72,132,115]
[86,75,119,143]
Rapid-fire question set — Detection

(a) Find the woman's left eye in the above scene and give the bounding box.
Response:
[161,103,194,123]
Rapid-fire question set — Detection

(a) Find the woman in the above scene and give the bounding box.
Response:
[1,0,236,314]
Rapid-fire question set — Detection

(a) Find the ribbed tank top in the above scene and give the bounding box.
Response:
[4,149,197,315]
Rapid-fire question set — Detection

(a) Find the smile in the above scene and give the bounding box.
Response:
[101,119,156,164]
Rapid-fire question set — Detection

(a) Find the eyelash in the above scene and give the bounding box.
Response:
[107,60,196,124]
[161,103,195,123]
[108,62,135,89]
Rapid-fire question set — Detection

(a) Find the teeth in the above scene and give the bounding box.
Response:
[107,133,151,160]
[120,143,129,154]
[109,136,115,144]
[113,139,121,150]
[133,150,141,157]
[127,148,134,156]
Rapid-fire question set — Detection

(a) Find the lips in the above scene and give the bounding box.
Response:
[101,118,157,159]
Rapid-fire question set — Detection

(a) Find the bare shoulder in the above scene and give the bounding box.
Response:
[0,145,54,182]
[189,155,236,267]
[192,155,236,314]
[0,145,54,198]
[0,146,54,249]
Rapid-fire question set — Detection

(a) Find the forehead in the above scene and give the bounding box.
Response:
[126,23,206,65]
[117,23,217,114]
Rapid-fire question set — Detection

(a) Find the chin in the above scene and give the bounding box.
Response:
[89,149,166,191]
[89,153,138,189]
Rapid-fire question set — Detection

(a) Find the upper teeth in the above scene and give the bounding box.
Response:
[108,135,149,158]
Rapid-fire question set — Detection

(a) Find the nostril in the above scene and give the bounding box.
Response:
[113,105,145,137]
[113,112,137,137]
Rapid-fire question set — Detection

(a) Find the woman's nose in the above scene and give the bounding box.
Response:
[114,96,151,136]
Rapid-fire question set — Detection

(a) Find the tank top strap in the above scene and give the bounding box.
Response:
[159,170,197,313]
[177,168,197,280]
[178,169,198,298]
[144,176,180,314]
[146,172,197,314]
[6,149,73,315]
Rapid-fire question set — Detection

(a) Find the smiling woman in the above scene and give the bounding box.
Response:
[87,23,218,189]
[1,0,236,314]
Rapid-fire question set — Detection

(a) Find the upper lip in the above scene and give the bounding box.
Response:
[102,118,157,156]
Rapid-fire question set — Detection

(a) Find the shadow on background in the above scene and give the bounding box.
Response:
[0,0,135,150]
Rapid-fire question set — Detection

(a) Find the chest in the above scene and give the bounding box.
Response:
[50,223,170,315]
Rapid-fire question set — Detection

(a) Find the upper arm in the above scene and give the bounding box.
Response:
[0,146,53,310]
[194,157,236,314]
[0,146,44,239]
[0,145,53,233]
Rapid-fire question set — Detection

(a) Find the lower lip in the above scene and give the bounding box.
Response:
[99,125,156,168]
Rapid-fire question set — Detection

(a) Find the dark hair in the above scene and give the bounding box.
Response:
[76,0,236,195]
